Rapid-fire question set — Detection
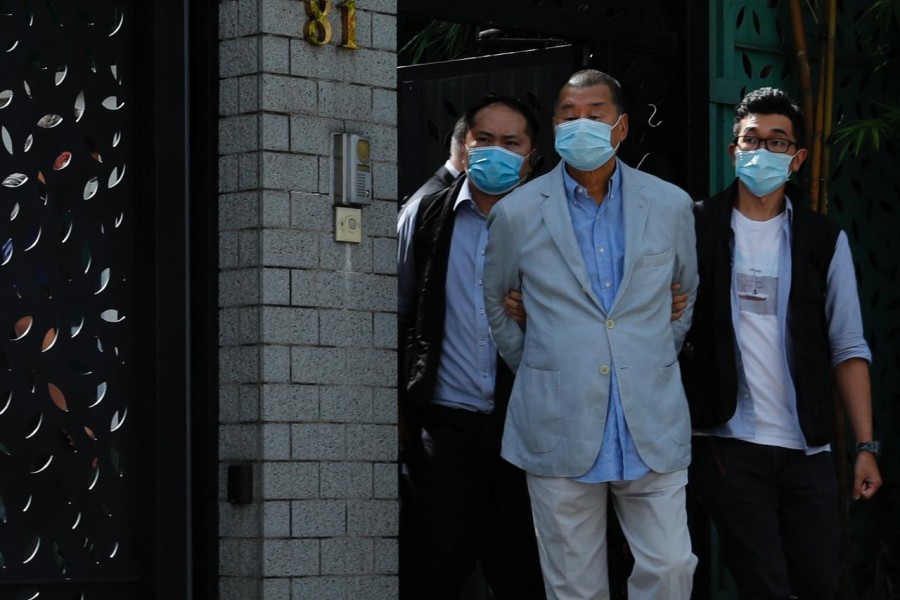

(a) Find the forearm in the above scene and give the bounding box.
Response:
[833,357,874,442]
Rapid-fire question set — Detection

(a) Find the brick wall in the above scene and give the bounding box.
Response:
[218,1,398,597]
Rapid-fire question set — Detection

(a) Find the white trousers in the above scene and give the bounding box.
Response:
[526,469,697,600]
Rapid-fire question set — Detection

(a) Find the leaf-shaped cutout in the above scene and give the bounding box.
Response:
[48,382,66,410]
[90,381,106,408]
[114,211,124,228]
[61,211,73,242]
[109,541,119,558]
[2,172,27,187]
[23,494,32,511]
[110,445,120,475]
[71,511,82,529]
[12,315,32,339]
[53,151,71,170]
[52,540,65,573]
[107,164,125,188]
[69,359,91,374]
[83,176,99,200]
[4,39,18,52]
[1,125,11,154]
[87,460,99,490]
[95,268,110,295]
[37,113,62,128]
[0,442,10,456]
[30,454,52,474]
[100,309,124,322]
[23,80,31,97]
[11,202,20,220]
[22,536,40,564]
[110,407,127,432]
[109,9,124,36]
[0,390,10,416]
[2,238,11,265]
[41,328,58,352]
[85,426,97,441]
[54,64,67,86]
[74,90,85,121]
[36,170,45,185]
[96,336,103,352]
[0,89,11,108]
[101,96,123,110]
[25,411,42,438]
[82,241,91,273]
[23,133,32,152]
[23,225,41,251]
[61,428,76,450]
[70,309,84,338]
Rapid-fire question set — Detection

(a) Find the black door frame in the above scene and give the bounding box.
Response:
[134,0,218,597]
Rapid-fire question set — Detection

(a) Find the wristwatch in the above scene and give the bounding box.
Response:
[855,441,881,456]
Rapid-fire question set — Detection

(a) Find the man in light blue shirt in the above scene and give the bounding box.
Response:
[397,94,545,600]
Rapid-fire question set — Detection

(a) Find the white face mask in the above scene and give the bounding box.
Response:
[554,116,622,171]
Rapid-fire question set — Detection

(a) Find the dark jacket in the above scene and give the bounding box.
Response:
[680,181,841,446]
[399,177,513,420]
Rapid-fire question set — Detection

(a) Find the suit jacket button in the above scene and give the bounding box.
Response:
[600,365,610,375]
[606,319,615,329]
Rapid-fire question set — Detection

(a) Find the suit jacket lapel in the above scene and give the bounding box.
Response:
[539,164,605,313]
[610,162,650,314]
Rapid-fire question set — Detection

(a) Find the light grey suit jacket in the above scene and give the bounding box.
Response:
[484,160,699,477]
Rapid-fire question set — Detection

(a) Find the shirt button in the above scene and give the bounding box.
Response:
[605,281,612,288]
[479,309,485,315]
[606,319,615,329]
[599,247,606,254]
[480,340,486,346]
[478,279,483,286]
[600,365,610,375]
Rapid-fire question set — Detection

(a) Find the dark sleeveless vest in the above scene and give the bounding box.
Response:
[680,181,842,446]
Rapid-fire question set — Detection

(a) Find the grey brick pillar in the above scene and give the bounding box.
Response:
[217,1,399,598]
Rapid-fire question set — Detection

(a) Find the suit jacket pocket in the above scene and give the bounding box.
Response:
[639,247,674,268]
[514,365,562,454]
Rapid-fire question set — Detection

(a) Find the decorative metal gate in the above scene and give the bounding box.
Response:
[0,1,218,598]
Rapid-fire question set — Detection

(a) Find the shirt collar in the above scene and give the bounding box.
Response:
[445,159,461,178]
[452,177,475,212]
[562,158,623,208]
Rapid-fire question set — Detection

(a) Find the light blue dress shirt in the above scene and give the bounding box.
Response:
[563,161,651,483]
[696,198,872,453]
[397,179,497,414]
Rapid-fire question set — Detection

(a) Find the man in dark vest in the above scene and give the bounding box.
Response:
[397,94,545,599]
[681,87,882,599]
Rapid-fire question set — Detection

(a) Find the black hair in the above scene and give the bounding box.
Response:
[561,69,627,115]
[733,87,806,147]
[464,94,541,146]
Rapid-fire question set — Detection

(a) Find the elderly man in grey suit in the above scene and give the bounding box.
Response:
[483,69,699,599]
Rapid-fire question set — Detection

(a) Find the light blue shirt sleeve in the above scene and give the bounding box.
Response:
[826,231,872,366]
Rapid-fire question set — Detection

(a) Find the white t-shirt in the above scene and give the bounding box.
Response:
[732,208,805,449]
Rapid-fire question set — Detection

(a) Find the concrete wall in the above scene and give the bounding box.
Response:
[217,1,398,597]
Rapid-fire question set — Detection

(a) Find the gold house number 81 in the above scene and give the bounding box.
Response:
[304,0,358,49]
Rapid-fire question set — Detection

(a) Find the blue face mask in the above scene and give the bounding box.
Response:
[734,149,795,197]
[466,146,527,195]
[554,116,622,172]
